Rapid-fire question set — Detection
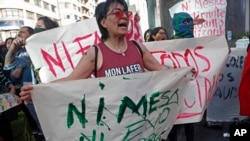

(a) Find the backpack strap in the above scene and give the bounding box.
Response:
[92,45,98,77]
[131,40,143,57]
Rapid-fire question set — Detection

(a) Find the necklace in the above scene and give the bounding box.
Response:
[118,48,125,56]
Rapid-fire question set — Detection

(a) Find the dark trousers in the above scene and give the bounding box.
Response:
[168,123,195,141]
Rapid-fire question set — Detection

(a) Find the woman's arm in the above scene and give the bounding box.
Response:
[53,46,96,82]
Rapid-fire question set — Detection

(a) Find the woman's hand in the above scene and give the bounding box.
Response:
[134,13,140,22]
[20,84,33,104]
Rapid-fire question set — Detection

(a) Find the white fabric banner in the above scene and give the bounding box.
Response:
[169,0,227,37]
[25,16,229,132]
[206,48,247,121]
[32,68,191,141]
[144,36,229,123]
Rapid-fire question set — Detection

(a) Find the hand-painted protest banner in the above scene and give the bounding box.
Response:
[169,0,227,37]
[144,36,229,123]
[206,48,247,121]
[26,17,229,125]
[32,68,191,141]
[0,93,19,113]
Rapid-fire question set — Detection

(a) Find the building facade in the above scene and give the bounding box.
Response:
[58,0,97,25]
[0,0,98,42]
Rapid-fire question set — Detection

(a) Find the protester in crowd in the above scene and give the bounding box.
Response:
[172,12,205,39]
[0,37,15,79]
[0,37,14,65]
[5,37,15,50]
[34,16,59,34]
[4,26,34,84]
[3,26,41,140]
[148,26,167,41]
[167,12,205,141]
[143,28,152,42]
[32,16,59,84]
[3,17,58,140]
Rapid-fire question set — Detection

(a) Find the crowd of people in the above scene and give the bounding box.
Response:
[0,0,249,141]
[0,16,58,141]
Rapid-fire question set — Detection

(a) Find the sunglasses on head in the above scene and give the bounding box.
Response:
[106,9,133,19]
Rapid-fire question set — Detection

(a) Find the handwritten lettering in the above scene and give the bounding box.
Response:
[219,73,235,82]
[41,32,100,77]
[151,46,211,77]
[179,0,227,37]
[214,86,237,100]
[67,96,87,128]
[225,55,245,69]
[195,0,227,9]
[79,130,104,141]
[67,89,179,140]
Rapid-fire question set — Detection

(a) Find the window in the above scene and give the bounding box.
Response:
[12,9,19,17]
[6,9,12,16]
[18,9,23,18]
[34,0,41,7]
[3,30,18,39]
[65,2,70,8]
[37,14,43,18]
[73,5,77,10]
[51,5,56,12]
[26,11,34,19]
[0,9,23,18]
[74,15,78,20]
[59,3,64,9]
[24,0,29,2]
[63,15,70,19]
[43,2,49,10]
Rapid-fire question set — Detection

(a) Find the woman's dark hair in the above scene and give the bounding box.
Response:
[38,16,59,29]
[148,27,167,41]
[5,37,15,45]
[95,0,128,41]
[144,29,152,42]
